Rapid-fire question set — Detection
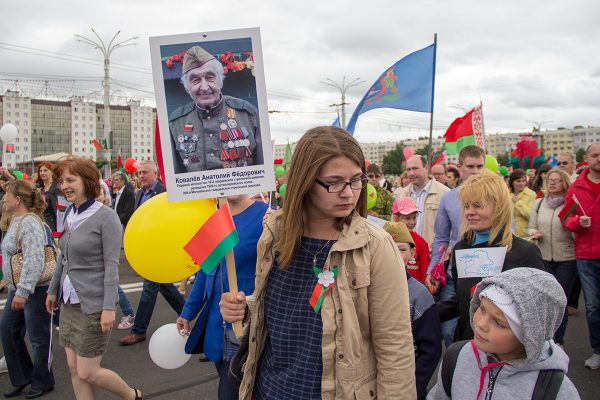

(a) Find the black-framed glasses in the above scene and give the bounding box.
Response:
[315,175,368,193]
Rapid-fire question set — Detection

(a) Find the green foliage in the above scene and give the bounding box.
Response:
[382,143,405,175]
[576,148,586,163]
[496,152,510,166]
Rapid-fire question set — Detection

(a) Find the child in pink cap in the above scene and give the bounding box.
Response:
[393,197,430,284]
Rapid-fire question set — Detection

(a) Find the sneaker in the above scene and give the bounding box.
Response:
[117,315,135,330]
[0,356,7,374]
[584,353,600,369]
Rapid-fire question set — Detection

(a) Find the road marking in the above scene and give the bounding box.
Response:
[0,277,195,308]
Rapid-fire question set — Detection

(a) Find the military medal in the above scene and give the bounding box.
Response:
[227,119,238,129]
[184,124,193,132]
[192,134,199,142]
[234,140,240,147]
[220,123,227,130]
[240,127,250,138]
[227,108,236,119]
[190,154,201,163]
[177,135,184,143]
[227,141,234,149]
[183,158,189,166]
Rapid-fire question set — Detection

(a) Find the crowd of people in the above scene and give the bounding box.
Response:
[0,131,597,399]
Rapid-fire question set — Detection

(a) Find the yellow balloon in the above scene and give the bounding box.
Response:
[124,193,216,283]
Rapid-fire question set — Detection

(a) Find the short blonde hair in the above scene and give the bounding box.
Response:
[459,169,513,250]
[545,168,571,194]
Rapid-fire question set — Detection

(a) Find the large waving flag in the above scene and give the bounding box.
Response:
[183,203,239,274]
[345,43,436,134]
[444,106,485,155]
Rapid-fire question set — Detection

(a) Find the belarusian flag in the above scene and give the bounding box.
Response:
[5,144,15,154]
[431,147,446,166]
[183,203,239,274]
[444,106,484,155]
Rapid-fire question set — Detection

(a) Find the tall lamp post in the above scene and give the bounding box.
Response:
[74,29,138,178]
[321,77,363,130]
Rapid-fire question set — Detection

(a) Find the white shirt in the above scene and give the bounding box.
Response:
[410,179,433,237]
[62,201,103,304]
[113,186,125,210]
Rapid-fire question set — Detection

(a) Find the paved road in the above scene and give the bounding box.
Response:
[0,252,597,399]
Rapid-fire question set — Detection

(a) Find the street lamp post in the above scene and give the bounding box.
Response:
[74,29,138,178]
[321,77,363,130]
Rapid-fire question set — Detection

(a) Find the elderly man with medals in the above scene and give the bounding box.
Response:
[169,45,263,173]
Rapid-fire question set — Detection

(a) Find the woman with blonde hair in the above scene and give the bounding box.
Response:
[220,126,416,399]
[1,180,55,398]
[438,170,545,341]
[528,168,576,345]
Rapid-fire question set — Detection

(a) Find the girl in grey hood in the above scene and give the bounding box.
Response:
[428,268,580,400]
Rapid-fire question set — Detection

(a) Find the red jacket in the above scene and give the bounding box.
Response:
[558,168,600,259]
[406,231,431,283]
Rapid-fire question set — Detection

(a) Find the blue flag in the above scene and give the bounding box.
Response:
[332,117,341,128]
[345,43,436,134]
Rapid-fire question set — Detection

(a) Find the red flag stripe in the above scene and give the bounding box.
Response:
[183,203,236,265]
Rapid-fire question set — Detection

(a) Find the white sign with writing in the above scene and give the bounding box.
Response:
[455,247,507,279]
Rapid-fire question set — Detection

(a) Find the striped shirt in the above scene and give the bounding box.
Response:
[410,179,433,236]
[254,237,335,400]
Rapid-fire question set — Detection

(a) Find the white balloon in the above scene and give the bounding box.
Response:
[148,323,191,369]
[0,123,18,142]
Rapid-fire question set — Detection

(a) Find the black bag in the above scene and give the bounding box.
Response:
[441,340,564,400]
[228,327,250,388]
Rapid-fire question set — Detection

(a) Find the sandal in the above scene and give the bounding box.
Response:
[133,388,143,400]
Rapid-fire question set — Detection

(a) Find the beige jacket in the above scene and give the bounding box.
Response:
[513,187,537,238]
[240,211,416,400]
[396,179,450,247]
[528,198,575,262]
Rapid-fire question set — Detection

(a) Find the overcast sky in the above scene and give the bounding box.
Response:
[1,0,599,145]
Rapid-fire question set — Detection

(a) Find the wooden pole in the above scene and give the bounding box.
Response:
[217,197,244,337]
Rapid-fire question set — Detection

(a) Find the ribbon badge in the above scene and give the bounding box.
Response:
[309,266,339,313]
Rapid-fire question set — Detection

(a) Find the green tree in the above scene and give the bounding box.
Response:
[415,145,430,158]
[497,152,510,166]
[576,148,586,163]
[382,143,405,175]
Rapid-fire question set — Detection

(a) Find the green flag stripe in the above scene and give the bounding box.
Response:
[446,135,476,155]
[561,203,578,223]
[200,230,240,274]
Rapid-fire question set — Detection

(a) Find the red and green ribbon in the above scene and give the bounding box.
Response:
[309,266,339,313]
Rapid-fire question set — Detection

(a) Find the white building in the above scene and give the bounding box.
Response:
[129,100,155,161]
[70,96,97,159]
[1,90,32,168]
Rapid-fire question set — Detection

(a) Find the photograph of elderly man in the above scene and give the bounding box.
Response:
[168,45,263,173]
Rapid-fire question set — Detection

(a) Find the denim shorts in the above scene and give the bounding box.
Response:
[59,302,111,358]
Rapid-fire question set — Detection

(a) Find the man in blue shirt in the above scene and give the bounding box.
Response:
[425,145,485,346]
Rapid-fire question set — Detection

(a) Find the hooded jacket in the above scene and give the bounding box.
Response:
[427,268,580,399]
[558,168,600,259]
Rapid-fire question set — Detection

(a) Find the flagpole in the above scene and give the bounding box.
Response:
[479,100,487,152]
[427,33,438,173]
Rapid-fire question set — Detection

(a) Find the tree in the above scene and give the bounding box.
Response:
[497,152,510,167]
[382,143,405,175]
[415,145,430,158]
[576,148,586,163]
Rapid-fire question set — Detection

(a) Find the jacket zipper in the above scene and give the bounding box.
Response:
[484,365,503,400]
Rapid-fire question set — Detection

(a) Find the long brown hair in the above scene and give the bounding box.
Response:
[4,180,46,217]
[274,127,367,267]
[459,169,514,250]
[35,162,56,186]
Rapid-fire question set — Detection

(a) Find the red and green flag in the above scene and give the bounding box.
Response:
[183,203,239,274]
[431,147,446,166]
[5,144,15,154]
[444,105,485,155]
[91,138,103,151]
[117,148,123,171]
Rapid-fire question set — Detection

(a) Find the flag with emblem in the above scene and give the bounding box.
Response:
[91,138,103,151]
[345,43,436,134]
[183,203,239,274]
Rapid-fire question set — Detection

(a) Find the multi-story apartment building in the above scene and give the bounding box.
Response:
[0,90,156,168]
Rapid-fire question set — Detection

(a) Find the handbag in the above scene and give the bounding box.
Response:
[10,213,57,286]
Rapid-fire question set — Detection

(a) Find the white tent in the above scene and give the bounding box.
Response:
[32,152,70,162]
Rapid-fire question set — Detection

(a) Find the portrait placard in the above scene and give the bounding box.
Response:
[455,247,507,279]
[150,28,275,202]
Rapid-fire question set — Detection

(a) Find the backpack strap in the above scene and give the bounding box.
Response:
[532,369,564,400]
[442,340,470,397]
